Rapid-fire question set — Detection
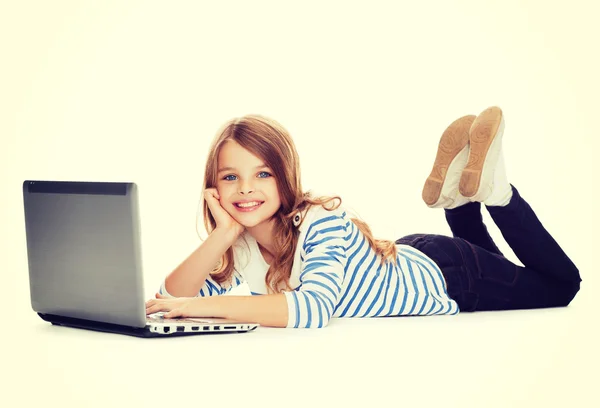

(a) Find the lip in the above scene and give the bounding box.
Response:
[234,200,264,204]
[233,201,264,212]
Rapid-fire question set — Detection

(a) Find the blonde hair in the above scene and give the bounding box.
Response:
[198,114,398,294]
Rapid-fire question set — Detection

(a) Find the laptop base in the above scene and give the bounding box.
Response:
[39,313,251,338]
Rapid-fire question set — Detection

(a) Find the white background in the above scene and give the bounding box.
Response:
[1,1,598,407]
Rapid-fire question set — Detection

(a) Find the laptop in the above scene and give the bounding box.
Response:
[22,180,259,337]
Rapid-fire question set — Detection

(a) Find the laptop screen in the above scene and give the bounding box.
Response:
[22,181,147,328]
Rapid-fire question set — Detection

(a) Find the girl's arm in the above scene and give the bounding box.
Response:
[150,210,349,328]
[148,210,351,328]
[148,292,288,328]
[162,227,239,297]
[284,214,349,328]
[201,294,289,328]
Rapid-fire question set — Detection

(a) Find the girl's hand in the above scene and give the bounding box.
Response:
[146,293,213,319]
[204,187,245,238]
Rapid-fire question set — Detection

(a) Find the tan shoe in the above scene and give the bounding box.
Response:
[422,115,476,208]
[459,106,505,202]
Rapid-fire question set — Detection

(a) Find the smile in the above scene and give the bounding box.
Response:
[234,201,264,212]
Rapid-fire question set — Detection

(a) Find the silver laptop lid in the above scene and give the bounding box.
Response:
[23,181,147,328]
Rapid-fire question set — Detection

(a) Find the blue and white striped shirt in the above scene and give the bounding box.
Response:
[160,203,459,328]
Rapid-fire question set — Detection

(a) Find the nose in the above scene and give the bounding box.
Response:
[239,179,254,195]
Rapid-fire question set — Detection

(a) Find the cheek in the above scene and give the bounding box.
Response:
[267,184,281,203]
[215,185,232,202]
[216,183,230,193]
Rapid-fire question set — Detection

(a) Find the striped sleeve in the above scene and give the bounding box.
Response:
[284,212,349,328]
[158,270,245,297]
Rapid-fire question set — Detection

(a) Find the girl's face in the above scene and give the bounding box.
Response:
[215,140,281,229]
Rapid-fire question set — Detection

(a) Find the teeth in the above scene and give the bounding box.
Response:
[237,201,262,208]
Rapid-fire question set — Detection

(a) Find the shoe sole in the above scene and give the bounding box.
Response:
[422,115,475,207]
[459,106,504,199]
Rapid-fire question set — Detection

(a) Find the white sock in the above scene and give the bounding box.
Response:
[483,149,513,207]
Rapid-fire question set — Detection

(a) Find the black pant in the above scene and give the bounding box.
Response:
[395,185,581,312]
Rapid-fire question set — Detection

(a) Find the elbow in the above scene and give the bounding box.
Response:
[163,278,201,298]
[286,290,335,328]
[292,312,333,329]
[289,321,331,329]
[158,281,175,298]
[316,319,331,329]
[311,318,332,329]
[315,312,333,328]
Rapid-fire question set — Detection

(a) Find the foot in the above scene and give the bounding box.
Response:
[459,106,505,202]
[422,115,475,208]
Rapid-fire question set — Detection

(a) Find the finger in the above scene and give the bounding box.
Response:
[146,304,164,315]
[155,292,165,299]
[206,188,220,201]
[204,191,218,206]
[204,189,217,201]
[164,309,181,319]
[204,193,226,218]
[147,300,176,313]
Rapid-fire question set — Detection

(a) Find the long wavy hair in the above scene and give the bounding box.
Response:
[197,114,398,294]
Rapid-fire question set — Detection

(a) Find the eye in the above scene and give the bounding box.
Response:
[221,171,271,181]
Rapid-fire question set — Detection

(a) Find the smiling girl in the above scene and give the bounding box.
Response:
[145,107,581,328]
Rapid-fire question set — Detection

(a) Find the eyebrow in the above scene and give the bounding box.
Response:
[217,164,270,173]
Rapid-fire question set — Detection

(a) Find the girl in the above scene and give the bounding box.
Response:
[145,106,581,328]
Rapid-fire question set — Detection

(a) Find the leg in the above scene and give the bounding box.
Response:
[486,184,582,287]
[412,106,581,309]
[421,109,504,254]
[444,201,503,255]
[396,232,580,312]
